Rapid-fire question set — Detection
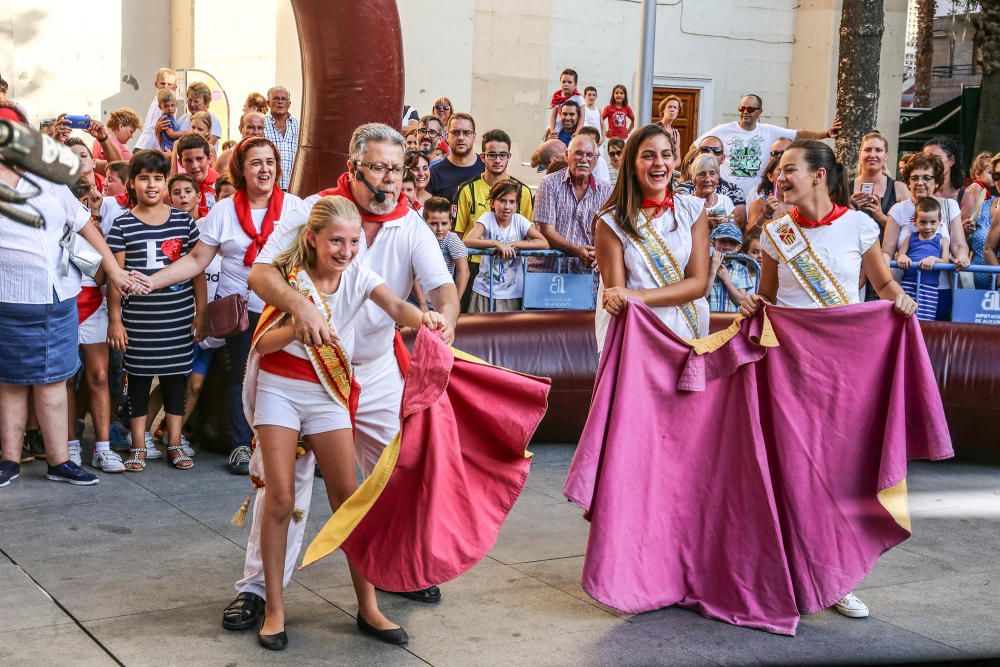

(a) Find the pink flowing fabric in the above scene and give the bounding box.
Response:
[564,299,953,635]
[306,328,551,590]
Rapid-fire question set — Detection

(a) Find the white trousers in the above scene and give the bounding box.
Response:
[235,350,404,598]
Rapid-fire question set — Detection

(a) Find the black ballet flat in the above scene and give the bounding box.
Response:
[357,612,409,645]
[258,616,288,651]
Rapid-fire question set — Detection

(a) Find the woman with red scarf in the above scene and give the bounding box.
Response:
[147,137,301,474]
[594,124,711,352]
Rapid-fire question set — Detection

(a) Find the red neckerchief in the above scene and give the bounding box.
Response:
[550,88,581,107]
[234,186,285,267]
[318,172,410,223]
[114,193,131,208]
[790,204,849,228]
[197,168,219,219]
[641,193,675,218]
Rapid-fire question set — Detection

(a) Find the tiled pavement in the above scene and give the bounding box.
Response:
[2,445,998,666]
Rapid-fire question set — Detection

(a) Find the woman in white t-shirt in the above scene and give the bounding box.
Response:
[595,124,711,351]
[690,153,735,227]
[147,137,301,474]
[741,140,917,619]
[250,196,444,648]
[881,152,969,319]
[464,179,548,312]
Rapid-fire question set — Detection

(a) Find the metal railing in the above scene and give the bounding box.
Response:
[931,63,977,78]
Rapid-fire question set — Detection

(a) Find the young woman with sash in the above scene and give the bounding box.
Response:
[740,139,917,619]
[246,196,445,649]
[595,123,710,352]
[145,137,301,474]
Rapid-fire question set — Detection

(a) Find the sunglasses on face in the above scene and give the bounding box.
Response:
[699,146,724,155]
[738,106,760,114]
[608,150,622,157]
[770,150,785,158]
[435,105,451,111]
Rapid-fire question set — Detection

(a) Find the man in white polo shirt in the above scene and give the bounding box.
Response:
[221,123,458,637]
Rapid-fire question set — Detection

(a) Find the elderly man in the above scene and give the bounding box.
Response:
[530,138,567,172]
[213,111,265,175]
[263,86,300,190]
[221,123,459,640]
[534,133,612,274]
[696,93,840,199]
[675,135,748,228]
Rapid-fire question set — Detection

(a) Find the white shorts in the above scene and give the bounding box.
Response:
[253,371,352,436]
[78,300,109,345]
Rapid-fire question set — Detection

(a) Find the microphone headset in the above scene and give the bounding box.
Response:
[353,164,387,204]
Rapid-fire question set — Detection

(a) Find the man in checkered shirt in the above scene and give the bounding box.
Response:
[263,85,300,190]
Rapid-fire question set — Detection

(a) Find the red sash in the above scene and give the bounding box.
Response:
[260,349,320,384]
[77,286,103,324]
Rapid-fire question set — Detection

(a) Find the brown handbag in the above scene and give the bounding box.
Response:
[204,293,249,338]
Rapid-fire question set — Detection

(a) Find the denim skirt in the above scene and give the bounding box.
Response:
[0,295,80,385]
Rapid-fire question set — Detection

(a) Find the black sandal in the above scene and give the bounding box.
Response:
[222,592,265,631]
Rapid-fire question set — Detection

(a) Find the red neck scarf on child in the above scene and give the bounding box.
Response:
[790,204,849,229]
[197,168,219,219]
[234,186,285,267]
[550,88,581,108]
[641,193,675,219]
[318,172,410,223]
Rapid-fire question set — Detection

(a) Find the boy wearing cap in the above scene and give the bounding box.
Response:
[706,222,752,312]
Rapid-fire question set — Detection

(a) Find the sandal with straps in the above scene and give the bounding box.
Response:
[123,447,147,473]
[167,445,194,470]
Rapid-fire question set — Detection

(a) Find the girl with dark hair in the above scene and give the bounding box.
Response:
[741,140,917,620]
[922,136,964,202]
[145,137,302,474]
[405,152,432,206]
[601,85,634,142]
[594,123,710,351]
[746,155,791,231]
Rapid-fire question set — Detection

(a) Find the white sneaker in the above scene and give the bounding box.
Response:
[162,432,195,458]
[143,433,163,460]
[92,449,126,474]
[834,592,870,618]
[67,441,82,466]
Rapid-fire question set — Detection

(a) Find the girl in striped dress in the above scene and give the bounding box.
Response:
[107,151,206,472]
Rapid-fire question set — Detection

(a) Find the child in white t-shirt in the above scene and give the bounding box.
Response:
[464,180,548,312]
[251,195,445,641]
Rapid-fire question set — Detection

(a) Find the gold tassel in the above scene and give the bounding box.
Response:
[292,508,305,523]
[231,489,256,528]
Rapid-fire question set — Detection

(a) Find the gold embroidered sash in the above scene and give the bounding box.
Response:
[763,215,849,308]
[633,211,700,337]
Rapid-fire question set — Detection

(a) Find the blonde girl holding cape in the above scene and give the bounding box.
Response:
[248,196,445,650]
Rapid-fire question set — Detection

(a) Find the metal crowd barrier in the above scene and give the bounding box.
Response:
[888,262,1000,324]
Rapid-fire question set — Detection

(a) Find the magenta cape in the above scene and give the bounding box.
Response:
[301,328,551,590]
[564,300,953,635]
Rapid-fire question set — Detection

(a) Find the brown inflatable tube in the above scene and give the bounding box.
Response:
[288,0,404,195]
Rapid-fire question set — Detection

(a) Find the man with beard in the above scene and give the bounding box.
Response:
[221,123,459,636]
[427,113,484,203]
[414,115,443,156]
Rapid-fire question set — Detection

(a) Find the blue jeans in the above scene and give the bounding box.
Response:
[224,310,261,451]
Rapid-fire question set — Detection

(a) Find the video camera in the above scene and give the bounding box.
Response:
[0,118,83,228]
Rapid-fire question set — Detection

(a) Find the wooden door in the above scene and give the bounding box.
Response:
[651,87,700,154]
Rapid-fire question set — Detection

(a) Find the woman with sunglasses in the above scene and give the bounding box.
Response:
[849,131,910,231]
[882,152,969,319]
[431,97,453,152]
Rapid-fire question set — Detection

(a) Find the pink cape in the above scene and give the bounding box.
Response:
[564,300,953,635]
[301,328,551,590]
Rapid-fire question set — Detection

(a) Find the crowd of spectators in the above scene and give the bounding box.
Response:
[1,62,999,490]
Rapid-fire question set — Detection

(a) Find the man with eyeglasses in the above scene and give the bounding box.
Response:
[263,86,300,190]
[534,133,612,276]
[675,135,747,227]
[214,111,266,178]
[415,115,443,156]
[224,124,460,628]
[427,113,485,202]
[696,93,840,200]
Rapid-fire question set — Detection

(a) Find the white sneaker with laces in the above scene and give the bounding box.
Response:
[144,433,163,460]
[834,592,870,618]
[67,441,82,466]
[92,449,126,473]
